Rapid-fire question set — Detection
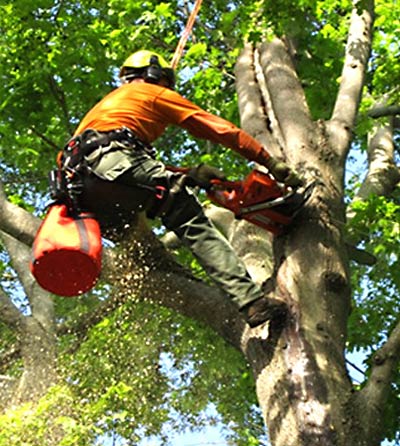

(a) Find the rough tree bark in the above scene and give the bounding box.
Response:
[235,39,353,446]
[231,1,400,445]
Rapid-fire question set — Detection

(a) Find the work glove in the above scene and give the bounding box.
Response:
[186,163,227,190]
[265,157,304,188]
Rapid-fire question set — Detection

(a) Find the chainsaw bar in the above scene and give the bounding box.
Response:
[238,180,316,218]
[237,190,296,216]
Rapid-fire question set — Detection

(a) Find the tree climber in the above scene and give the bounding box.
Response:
[58,50,303,328]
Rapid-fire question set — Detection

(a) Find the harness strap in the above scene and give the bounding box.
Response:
[54,128,189,220]
[61,127,155,172]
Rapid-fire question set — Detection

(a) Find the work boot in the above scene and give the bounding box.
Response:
[240,297,288,328]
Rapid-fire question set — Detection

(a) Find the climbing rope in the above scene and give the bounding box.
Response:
[171,0,203,69]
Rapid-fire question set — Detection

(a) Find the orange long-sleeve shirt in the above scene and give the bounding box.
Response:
[74,81,271,165]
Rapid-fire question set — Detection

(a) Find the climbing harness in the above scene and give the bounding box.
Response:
[51,128,158,211]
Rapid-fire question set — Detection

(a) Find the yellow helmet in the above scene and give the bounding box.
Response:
[119,50,175,88]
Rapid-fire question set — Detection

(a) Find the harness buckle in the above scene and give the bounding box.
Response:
[154,185,167,200]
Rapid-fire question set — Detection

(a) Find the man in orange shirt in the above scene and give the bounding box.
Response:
[60,50,302,328]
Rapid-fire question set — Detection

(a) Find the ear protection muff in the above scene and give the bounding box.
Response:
[144,55,163,84]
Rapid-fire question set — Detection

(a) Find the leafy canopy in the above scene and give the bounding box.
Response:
[0,0,399,444]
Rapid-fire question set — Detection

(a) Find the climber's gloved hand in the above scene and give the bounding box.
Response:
[265,156,304,188]
[186,163,227,190]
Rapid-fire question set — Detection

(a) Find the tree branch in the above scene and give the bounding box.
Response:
[0,231,55,333]
[346,121,398,263]
[0,181,40,246]
[29,126,60,151]
[356,319,400,443]
[347,120,400,222]
[59,263,245,352]
[234,43,282,157]
[258,38,314,159]
[47,75,74,135]
[253,46,286,153]
[328,0,374,156]
[359,121,400,197]
[368,104,400,119]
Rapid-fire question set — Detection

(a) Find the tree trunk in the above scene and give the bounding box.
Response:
[232,6,379,440]
[235,138,356,446]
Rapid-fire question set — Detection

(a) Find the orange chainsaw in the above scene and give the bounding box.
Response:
[206,169,311,235]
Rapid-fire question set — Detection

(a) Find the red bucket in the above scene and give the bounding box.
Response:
[30,204,102,296]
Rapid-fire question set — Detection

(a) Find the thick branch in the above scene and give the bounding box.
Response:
[258,38,313,159]
[59,263,245,353]
[358,122,400,198]
[347,121,400,222]
[0,181,40,246]
[234,43,282,157]
[253,47,286,153]
[328,0,374,155]
[356,320,400,443]
[0,231,55,333]
[346,122,398,264]
[121,219,249,349]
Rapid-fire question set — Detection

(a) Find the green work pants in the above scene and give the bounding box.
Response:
[84,146,263,309]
